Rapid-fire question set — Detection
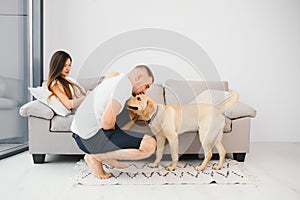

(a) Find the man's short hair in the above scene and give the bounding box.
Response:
[134,65,155,83]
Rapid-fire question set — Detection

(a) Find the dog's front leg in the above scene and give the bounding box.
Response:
[148,135,166,168]
[165,134,179,171]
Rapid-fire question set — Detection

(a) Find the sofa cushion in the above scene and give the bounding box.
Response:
[50,114,153,133]
[19,100,54,119]
[146,83,164,104]
[164,80,229,105]
[76,76,104,91]
[225,102,257,119]
[50,114,74,132]
[189,89,232,106]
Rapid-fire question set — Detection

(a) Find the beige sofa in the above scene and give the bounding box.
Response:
[19,79,256,164]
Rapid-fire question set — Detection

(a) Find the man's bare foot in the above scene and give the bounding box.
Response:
[103,159,128,169]
[84,155,112,179]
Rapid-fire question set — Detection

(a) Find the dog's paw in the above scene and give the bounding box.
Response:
[212,165,222,170]
[165,165,176,171]
[148,162,159,168]
[195,165,205,171]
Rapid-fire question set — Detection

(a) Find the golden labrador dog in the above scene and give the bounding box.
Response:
[127,90,239,171]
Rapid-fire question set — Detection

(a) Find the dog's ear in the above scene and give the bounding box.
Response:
[142,98,154,118]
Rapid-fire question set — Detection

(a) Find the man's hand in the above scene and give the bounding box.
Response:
[121,119,136,130]
[101,99,121,130]
[104,72,120,80]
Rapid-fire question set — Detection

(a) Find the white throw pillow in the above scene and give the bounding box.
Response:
[189,89,232,106]
[28,87,71,117]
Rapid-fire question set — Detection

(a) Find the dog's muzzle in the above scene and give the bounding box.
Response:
[127,106,139,110]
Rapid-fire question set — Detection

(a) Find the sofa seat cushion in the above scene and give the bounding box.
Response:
[50,116,231,134]
[50,114,74,132]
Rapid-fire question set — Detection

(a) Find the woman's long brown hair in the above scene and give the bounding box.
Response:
[47,51,85,100]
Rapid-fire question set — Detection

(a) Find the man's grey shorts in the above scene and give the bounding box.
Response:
[72,125,144,154]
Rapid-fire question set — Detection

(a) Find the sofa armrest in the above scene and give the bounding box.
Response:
[224,101,257,119]
[19,100,55,120]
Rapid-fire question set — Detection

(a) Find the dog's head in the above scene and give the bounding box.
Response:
[127,94,156,121]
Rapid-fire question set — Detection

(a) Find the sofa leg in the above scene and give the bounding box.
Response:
[32,154,46,164]
[211,153,219,160]
[233,153,246,162]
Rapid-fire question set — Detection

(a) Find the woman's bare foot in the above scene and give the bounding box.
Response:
[103,159,128,169]
[84,155,112,179]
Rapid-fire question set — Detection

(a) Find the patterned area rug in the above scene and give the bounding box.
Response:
[73,159,252,185]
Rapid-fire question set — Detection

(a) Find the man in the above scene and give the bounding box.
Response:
[71,65,156,179]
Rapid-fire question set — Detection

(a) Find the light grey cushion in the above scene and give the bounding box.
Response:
[77,76,104,91]
[189,89,232,106]
[19,100,54,119]
[146,83,165,104]
[225,102,257,119]
[50,114,74,132]
[164,80,229,105]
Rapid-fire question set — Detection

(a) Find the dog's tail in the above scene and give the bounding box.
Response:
[217,89,239,111]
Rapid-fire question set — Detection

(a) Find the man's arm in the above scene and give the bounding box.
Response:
[101,99,122,130]
[121,120,136,130]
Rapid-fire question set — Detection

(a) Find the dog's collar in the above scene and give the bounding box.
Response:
[146,105,159,124]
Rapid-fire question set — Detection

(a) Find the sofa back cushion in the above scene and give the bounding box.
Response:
[164,80,228,105]
[146,83,165,104]
[76,76,104,91]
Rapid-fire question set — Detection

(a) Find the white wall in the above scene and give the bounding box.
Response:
[44,0,300,142]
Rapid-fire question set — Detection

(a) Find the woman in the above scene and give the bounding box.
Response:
[47,50,86,110]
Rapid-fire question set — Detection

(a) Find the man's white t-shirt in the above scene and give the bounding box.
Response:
[70,73,132,139]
